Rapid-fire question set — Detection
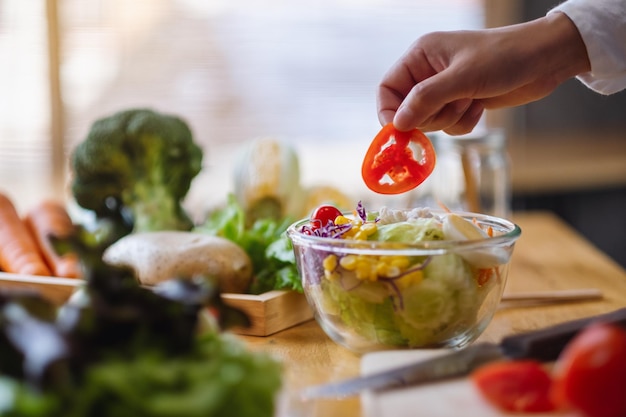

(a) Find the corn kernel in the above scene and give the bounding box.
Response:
[323,254,338,271]
[334,215,351,225]
[343,226,359,238]
[339,255,358,270]
[389,256,410,269]
[395,271,424,290]
[383,265,401,278]
[324,269,340,281]
[353,230,368,240]
[375,262,389,277]
[360,222,378,236]
[355,260,373,280]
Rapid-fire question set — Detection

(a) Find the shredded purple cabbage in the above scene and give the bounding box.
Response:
[300,221,353,238]
[356,201,367,222]
[300,201,375,239]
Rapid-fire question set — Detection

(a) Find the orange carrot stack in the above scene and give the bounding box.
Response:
[24,199,82,278]
[0,193,52,276]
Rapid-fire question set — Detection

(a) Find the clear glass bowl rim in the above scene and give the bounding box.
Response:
[286,209,522,257]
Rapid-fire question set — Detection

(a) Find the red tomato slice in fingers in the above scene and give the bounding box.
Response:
[550,323,626,417]
[362,123,436,194]
[471,360,557,413]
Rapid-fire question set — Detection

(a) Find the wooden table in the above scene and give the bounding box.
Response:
[238,211,626,417]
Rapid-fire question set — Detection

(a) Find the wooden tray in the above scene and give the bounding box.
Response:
[0,272,313,337]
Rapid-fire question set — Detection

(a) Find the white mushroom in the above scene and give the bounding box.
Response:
[103,231,253,293]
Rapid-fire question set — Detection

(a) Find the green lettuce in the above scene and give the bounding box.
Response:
[373,217,444,244]
[0,222,283,417]
[318,251,488,348]
[195,194,301,293]
[0,333,281,417]
[322,279,404,347]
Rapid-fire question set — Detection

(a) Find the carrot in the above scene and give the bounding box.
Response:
[0,193,52,276]
[24,199,82,278]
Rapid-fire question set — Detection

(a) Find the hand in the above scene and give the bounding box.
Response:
[377,12,590,134]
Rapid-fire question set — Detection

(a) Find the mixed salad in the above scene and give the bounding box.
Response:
[292,202,512,349]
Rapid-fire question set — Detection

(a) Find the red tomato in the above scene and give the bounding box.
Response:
[310,205,343,230]
[361,123,436,195]
[550,323,626,417]
[471,360,556,413]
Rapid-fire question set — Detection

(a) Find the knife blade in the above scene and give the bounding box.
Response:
[301,307,626,399]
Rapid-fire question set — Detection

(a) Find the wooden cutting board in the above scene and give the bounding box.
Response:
[360,350,578,417]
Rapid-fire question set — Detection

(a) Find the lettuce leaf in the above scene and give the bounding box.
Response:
[372,217,444,244]
[196,194,302,293]
[317,252,488,348]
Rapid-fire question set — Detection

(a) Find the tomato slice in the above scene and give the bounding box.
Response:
[471,360,556,413]
[550,323,626,417]
[310,205,343,231]
[361,123,436,195]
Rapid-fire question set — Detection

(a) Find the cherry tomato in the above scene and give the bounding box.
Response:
[310,205,343,230]
[550,323,626,417]
[361,123,436,195]
[471,360,556,413]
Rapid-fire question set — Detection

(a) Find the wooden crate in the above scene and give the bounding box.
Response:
[0,272,313,337]
[222,290,313,336]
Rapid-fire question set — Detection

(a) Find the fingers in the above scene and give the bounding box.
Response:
[479,77,562,109]
[377,44,438,127]
[391,66,478,131]
[443,100,485,135]
[396,97,472,132]
[395,98,484,135]
[382,69,485,134]
[377,86,404,126]
[376,30,514,134]
[380,88,483,135]
[380,76,449,131]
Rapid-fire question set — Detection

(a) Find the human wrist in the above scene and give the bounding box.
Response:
[536,12,591,80]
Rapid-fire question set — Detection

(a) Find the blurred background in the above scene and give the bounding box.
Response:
[0,0,624,267]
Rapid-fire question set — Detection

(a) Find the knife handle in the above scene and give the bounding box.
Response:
[500,307,626,362]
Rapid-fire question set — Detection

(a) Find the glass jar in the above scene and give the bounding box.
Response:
[409,129,511,218]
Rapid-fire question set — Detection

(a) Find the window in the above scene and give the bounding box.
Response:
[0,0,484,212]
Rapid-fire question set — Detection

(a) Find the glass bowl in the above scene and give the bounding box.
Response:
[286,208,521,354]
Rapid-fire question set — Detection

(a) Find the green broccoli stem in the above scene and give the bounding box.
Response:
[125,182,194,232]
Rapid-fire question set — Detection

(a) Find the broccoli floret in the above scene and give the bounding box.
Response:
[71,108,203,233]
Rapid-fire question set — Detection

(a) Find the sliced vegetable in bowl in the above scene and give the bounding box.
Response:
[287,202,521,353]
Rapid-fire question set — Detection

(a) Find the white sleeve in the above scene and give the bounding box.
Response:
[549,0,626,94]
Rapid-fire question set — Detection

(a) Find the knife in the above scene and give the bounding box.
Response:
[301,307,626,399]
